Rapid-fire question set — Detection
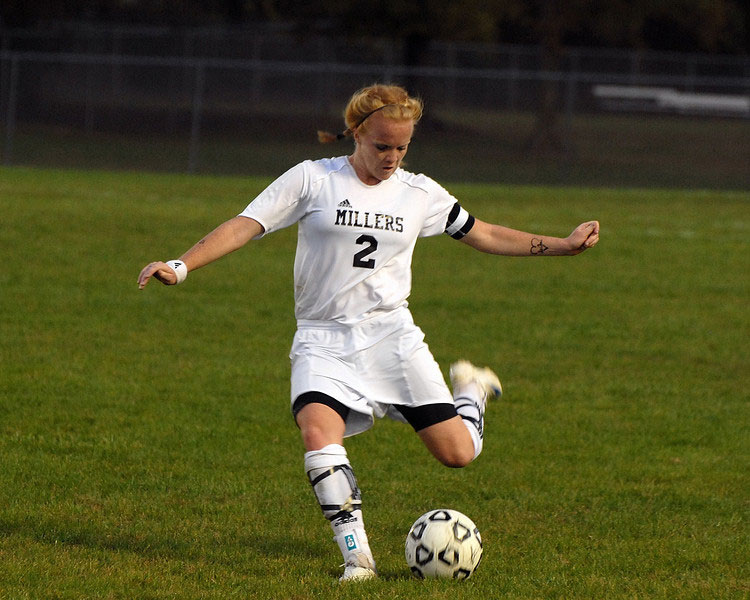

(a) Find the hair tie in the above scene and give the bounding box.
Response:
[317,103,400,144]
[317,129,351,144]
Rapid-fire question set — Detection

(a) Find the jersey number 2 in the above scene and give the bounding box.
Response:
[353,234,377,269]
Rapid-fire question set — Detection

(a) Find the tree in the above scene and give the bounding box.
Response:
[290,0,746,154]
[497,0,747,153]
[2,0,745,154]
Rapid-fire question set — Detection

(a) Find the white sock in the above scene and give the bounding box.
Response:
[304,444,374,564]
[453,382,485,459]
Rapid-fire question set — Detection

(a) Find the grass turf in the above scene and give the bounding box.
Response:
[0,166,747,598]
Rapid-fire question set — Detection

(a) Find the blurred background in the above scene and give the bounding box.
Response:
[1,1,748,189]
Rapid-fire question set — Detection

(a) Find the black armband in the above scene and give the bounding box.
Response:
[445,202,475,240]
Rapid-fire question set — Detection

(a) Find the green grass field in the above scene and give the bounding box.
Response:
[0,166,747,599]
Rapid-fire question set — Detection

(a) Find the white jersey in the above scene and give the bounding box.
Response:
[239,156,474,325]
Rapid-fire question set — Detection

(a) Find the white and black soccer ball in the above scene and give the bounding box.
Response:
[405,509,483,579]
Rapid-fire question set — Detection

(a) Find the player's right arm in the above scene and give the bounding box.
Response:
[137,216,263,289]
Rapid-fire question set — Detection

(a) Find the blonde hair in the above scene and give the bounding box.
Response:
[318,84,423,143]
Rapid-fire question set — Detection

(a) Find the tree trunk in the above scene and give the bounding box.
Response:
[528,0,566,155]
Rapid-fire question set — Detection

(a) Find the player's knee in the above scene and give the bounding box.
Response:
[419,421,476,468]
[435,445,475,469]
[300,425,333,451]
[295,402,346,451]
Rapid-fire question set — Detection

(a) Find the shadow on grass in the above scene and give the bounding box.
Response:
[0,513,324,566]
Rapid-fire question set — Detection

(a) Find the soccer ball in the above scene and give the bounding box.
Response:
[405,509,483,579]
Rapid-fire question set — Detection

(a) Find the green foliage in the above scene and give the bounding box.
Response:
[295,0,747,52]
[1,1,746,52]
[0,167,747,598]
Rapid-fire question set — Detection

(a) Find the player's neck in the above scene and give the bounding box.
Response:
[348,154,389,187]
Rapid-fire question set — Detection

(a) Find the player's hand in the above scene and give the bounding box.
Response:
[137,261,178,289]
[566,221,600,254]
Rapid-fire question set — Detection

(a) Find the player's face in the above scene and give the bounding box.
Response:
[351,112,414,185]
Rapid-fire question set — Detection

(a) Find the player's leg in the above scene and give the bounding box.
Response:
[294,393,377,582]
[396,360,501,467]
[449,359,502,460]
[416,416,478,467]
[395,403,476,467]
[295,399,346,450]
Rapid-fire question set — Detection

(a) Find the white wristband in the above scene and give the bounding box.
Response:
[165,259,188,285]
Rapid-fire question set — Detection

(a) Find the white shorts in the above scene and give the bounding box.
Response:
[289,306,453,437]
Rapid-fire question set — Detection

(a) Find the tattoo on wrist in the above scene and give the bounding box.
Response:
[531,238,549,255]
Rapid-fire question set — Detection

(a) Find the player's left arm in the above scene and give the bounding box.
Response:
[460,218,599,256]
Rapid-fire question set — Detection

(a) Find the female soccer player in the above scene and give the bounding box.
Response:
[138,84,599,582]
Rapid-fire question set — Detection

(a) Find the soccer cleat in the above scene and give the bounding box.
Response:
[339,552,377,582]
[450,360,502,409]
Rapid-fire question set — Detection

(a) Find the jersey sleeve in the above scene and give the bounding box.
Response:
[418,176,475,239]
[238,161,310,238]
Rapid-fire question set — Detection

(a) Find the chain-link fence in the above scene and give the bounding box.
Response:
[1,25,748,188]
